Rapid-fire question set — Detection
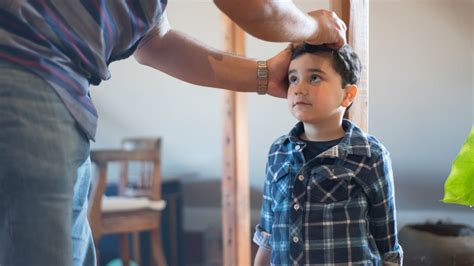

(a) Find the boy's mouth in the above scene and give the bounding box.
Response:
[293,101,312,107]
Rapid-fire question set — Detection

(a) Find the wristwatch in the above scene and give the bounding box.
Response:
[256,60,268,95]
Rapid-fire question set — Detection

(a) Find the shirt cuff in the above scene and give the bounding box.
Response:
[253,224,271,249]
[382,249,403,266]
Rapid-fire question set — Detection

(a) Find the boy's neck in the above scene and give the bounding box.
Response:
[300,118,345,142]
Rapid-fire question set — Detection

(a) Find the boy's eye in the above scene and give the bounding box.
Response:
[310,74,321,83]
[288,75,298,84]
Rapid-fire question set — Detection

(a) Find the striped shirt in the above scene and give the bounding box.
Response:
[0,0,167,139]
[254,120,403,265]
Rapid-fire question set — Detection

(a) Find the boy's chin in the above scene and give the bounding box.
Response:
[291,111,315,122]
[293,110,345,124]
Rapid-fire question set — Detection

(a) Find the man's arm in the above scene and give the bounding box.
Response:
[214,0,346,47]
[134,13,290,98]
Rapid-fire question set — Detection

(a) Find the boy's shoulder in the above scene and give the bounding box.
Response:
[361,131,389,159]
[348,121,389,159]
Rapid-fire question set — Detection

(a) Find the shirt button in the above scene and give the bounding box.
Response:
[294,203,300,210]
[298,175,305,181]
[292,236,299,243]
[295,145,301,151]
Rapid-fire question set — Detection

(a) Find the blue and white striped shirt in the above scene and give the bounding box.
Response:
[254,120,403,265]
[0,0,167,139]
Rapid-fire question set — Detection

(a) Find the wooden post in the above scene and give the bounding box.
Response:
[331,0,369,132]
[220,14,251,266]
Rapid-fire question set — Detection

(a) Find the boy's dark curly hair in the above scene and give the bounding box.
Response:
[291,44,361,88]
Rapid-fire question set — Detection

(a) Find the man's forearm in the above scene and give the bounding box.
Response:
[135,29,258,93]
[214,0,317,42]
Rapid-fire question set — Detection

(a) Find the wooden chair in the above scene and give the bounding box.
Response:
[88,138,167,266]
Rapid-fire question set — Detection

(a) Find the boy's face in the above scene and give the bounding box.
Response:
[287,53,351,124]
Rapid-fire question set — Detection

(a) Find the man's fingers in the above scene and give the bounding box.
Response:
[340,20,347,32]
[305,9,348,48]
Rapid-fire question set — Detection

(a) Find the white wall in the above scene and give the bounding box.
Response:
[90,0,473,226]
[369,0,472,212]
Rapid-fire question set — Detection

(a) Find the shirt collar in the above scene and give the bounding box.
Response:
[276,119,372,158]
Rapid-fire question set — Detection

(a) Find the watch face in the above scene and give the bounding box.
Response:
[257,62,268,77]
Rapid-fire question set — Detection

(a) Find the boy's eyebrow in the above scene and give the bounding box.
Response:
[287,68,326,75]
[307,68,326,75]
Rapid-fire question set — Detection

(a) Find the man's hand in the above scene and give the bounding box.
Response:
[307,10,347,49]
[266,46,292,98]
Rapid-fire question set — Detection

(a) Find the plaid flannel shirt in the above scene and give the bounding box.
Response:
[254,120,403,265]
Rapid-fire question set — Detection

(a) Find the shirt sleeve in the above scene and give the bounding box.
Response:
[253,161,273,250]
[368,151,404,265]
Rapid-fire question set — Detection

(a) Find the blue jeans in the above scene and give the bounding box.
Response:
[0,61,96,266]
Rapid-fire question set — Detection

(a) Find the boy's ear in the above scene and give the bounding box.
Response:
[341,85,358,107]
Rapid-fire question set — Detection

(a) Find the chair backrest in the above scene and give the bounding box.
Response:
[88,137,162,244]
[119,138,162,199]
[122,138,161,151]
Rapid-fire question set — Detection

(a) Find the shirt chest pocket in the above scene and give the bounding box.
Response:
[308,165,355,204]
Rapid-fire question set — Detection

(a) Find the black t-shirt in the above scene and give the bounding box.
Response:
[302,137,343,161]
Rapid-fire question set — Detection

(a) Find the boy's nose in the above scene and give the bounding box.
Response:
[294,85,308,95]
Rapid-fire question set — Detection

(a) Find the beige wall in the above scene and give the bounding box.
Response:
[369,0,472,211]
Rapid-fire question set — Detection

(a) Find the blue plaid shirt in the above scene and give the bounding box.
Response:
[254,120,403,265]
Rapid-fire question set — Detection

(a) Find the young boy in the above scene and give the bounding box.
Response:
[253,44,403,265]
